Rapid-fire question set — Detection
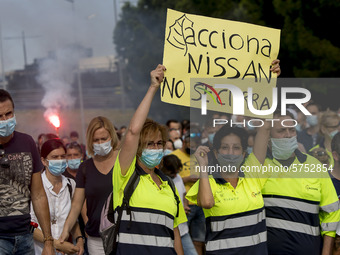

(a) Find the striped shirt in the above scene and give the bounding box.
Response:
[186,153,268,255]
[262,150,340,255]
[113,154,187,255]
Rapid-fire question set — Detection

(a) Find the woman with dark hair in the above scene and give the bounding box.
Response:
[113,64,187,255]
[186,123,270,255]
[30,138,84,255]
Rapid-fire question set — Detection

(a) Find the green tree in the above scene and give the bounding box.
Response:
[273,0,340,77]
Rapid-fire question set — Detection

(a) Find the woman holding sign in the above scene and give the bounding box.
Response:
[112,64,187,255]
[186,60,280,255]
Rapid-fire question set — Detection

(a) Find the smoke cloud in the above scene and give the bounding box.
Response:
[36,46,82,121]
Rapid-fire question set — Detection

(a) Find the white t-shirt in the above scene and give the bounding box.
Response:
[173,174,189,236]
[30,171,76,255]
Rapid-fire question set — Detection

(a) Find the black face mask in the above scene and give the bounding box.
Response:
[185,148,195,155]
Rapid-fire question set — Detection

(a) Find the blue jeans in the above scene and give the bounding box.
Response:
[0,233,34,255]
[187,205,206,242]
[181,233,198,255]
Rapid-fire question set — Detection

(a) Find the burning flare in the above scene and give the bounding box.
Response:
[48,115,60,128]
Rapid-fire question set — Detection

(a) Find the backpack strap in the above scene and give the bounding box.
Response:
[111,166,141,255]
[167,177,180,218]
[122,169,140,229]
[157,171,180,217]
[122,169,140,207]
[108,169,140,219]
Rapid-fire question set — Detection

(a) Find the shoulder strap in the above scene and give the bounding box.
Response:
[111,166,141,255]
[163,175,180,217]
[122,169,140,206]
[156,169,180,217]
[108,165,141,218]
[108,168,140,218]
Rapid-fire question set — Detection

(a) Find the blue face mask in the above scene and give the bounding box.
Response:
[86,150,92,159]
[247,146,253,154]
[0,115,16,137]
[139,149,164,169]
[67,158,81,169]
[271,136,298,160]
[163,149,173,156]
[208,133,215,144]
[306,115,318,127]
[47,159,67,176]
[330,130,339,139]
[246,122,256,131]
[295,123,302,132]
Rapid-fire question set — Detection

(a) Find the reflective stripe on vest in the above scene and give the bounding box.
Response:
[116,207,175,249]
[120,210,173,230]
[266,217,320,236]
[320,200,340,213]
[206,231,267,251]
[118,233,174,247]
[321,221,338,232]
[211,209,265,232]
[264,197,319,214]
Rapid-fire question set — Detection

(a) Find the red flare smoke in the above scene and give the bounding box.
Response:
[48,115,60,128]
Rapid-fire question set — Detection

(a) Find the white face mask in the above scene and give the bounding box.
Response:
[93,140,112,156]
[173,139,183,149]
[271,136,298,160]
[201,137,208,144]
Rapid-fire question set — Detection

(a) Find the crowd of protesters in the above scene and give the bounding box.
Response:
[2,60,340,255]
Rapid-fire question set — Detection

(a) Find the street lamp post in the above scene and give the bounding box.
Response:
[3,31,40,68]
[113,0,126,111]
[0,23,6,90]
[65,0,86,145]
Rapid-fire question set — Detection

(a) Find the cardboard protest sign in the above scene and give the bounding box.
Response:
[162,9,281,117]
